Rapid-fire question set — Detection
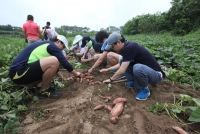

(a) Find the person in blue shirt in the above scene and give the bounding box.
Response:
[9,35,81,99]
[100,33,165,101]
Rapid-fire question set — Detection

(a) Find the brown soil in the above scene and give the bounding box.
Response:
[18,68,200,134]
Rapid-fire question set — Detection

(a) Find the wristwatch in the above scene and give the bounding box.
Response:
[109,77,113,82]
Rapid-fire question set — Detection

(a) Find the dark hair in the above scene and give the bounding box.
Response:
[51,36,64,44]
[27,15,33,21]
[120,35,125,42]
[46,21,50,25]
[95,30,109,44]
[113,35,125,44]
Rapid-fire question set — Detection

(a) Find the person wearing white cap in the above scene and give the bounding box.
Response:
[70,35,83,54]
[9,35,82,99]
[42,28,69,60]
[99,32,165,101]
[70,35,92,62]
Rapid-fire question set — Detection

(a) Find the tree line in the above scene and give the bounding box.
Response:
[58,25,90,32]
[1,0,199,36]
[122,0,200,35]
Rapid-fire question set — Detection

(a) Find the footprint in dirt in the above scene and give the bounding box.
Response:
[133,109,146,134]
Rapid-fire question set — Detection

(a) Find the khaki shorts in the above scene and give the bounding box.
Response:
[28,38,40,44]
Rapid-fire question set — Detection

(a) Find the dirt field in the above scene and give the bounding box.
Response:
[18,67,200,134]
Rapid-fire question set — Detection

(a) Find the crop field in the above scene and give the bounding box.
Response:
[0,33,200,133]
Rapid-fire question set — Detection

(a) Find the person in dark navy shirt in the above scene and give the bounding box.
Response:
[42,21,51,40]
[9,35,82,99]
[100,33,165,101]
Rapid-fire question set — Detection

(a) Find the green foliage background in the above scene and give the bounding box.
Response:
[0,0,200,132]
[122,0,200,36]
[0,27,200,132]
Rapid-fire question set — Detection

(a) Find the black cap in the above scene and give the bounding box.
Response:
[81,36,91,48]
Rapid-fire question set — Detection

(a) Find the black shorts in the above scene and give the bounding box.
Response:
[9,60,43,85]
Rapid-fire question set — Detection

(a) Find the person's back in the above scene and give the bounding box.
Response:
[22,15,41,44]
[45,29,58,41]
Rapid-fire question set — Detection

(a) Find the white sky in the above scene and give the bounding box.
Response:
[0,0,172,31]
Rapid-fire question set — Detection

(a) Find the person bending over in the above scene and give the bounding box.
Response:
[80,36,103,63]
[9,35,81,99]
[100,33,165,101]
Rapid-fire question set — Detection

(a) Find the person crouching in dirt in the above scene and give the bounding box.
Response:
[80,36,104,64]
[69,35,91,62]
[9,35,82,99]
[88,31,123,73]
[43,28,71,60]
[41,28,71,81]
[100,33,165,101]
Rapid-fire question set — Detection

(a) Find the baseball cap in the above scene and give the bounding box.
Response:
[105,33,122,51]
[81,36,91,48]
[73,35,83,45]
[57,35,69,50]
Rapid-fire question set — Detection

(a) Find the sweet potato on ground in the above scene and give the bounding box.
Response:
[172,126,188,134]
[110,102,124,124]
[104,105,112,111]
[98,95,111,100]
[113,98,127,104]
[94,105,105,110]
[94,81,102,84]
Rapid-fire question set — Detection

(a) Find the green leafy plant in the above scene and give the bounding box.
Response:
[98,83,112,92]
[52,77,66,89]
[32,107,44,119]
[148,94,200,124]
[0,70,32,134]
[68,60,91,69]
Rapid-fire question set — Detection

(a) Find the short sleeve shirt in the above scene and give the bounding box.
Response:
[10,41,73,72]
[86,39,103,53]
[22,20,40,39]
[121,41,164,73]
[86,40,94,49]
[101,38,108,51]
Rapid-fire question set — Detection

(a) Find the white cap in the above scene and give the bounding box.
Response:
[73,35,83,45]
[57,35,69,50]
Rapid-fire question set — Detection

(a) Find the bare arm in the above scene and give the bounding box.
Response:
[82,47,90,59]
[38,29,42,39]
[71,70,81,77]
[23,31,27,39]
[57,71,63,78]
[57,71,65,80]
[88,51,108,73]
[106,63,120,71]
[110,62,130,80]
[23,31,28,43]
[103,62,130,83]
[81,57,94,63]
[99,63,120,74]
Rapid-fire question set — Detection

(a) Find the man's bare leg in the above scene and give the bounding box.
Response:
[39,56,59,91]
[107,52,120,66]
